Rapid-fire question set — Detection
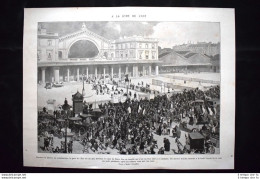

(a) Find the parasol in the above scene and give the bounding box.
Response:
[56,118,65,122]
[68,117,82,121]
[80,114,93,118]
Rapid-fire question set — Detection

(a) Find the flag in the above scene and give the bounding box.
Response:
[138,105,142,113]
[128,106,131,114]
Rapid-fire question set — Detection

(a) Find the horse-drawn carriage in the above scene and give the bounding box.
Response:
[68,109,104,135]
[45,82,52,89]
[68,116,89,135]
[52,82,64,88]
[38,112,56,135]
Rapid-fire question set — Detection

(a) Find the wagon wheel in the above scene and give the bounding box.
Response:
[192,128,198,132]
[71,125,77,133]
[79,127,86,135]
[54,129,59,136]
[58,131,64,139]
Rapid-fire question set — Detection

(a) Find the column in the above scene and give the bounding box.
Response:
[95,66,97,78]
[77,67,80,81]
[111,66,114,79]
[149,65,152,75]
[67,68,70,82]
[41,67,46,84]
[86,67,89,78]
[143,66,146,76]
[54,67,60,83]
[104,67,106,79]
[155,65,159,75]
[136,65,139,77]
[133,65,138,77]
[119,66,121,79]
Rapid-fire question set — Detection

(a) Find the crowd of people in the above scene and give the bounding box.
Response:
[38,74,220,154]
[76,85,219,154]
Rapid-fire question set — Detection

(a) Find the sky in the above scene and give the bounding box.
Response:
[39,21,220,48]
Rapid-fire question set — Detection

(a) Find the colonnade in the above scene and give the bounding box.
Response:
[39,64,159,83]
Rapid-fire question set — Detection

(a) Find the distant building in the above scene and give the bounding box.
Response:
[37,23,161,84]
[159,50,220,73]
[172,42,220,56]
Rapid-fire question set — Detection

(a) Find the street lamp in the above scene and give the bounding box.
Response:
[62,98,70,153]
[125,74,129,99]
[82,74,86,97]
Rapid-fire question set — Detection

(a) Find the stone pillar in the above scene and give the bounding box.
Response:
[67,68,70,82]
[41,67,46,84]
[54,67,60,83]
[136,65,139,77]
[119,66,121,79]
[143,66,146,76]
[149,65,152,75]
[133,65,138,77]
[95,66,97,78]
[77,67,80,81]
[86,67,88,78]
[155,65,159,75]
[111,66,114,79]
[103,67,106,79]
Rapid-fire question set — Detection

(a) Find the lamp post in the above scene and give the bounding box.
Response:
[125,74,129,99]
[82,74,86,97]
[62,98,70,153]
[126,81,129,99]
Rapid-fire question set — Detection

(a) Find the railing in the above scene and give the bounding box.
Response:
[162,74,220,85]
[84,99,112,109]
[106,80,163,97]
[152,79,194,90]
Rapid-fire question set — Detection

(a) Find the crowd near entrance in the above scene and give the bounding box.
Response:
[38,74,220,155]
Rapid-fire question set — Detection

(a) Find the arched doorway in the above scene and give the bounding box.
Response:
[68,40,99,58]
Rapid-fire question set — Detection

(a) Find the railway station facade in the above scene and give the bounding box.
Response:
[37,23,161,84]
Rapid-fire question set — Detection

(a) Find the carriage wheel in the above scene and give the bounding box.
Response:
[71,126,77,133]
[58,131,64,139]
[54,130,59,136]
[79,127,85,135]
[192,128,198,132]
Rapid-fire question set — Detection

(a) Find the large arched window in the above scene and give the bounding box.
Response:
[68,40,99,58]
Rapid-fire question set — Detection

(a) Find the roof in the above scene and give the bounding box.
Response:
[189,132,204,139]
[159,50,212,67]
[158,52,171,58]
[72,91,83,100]
[175,51,190,55]
[184,52,196,58]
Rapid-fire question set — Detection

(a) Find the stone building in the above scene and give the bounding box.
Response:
[37,23,161,84]
[159,50,220,73]
[172,42,220,57]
